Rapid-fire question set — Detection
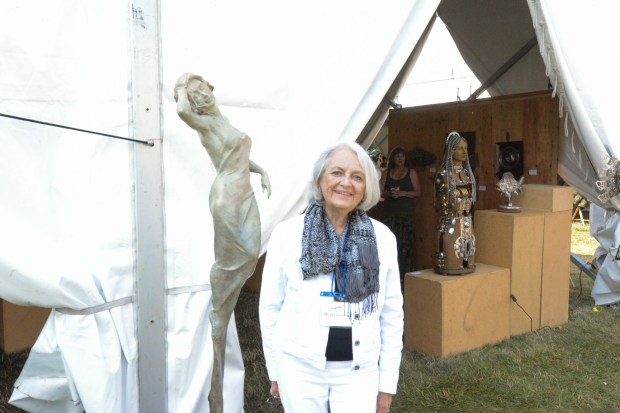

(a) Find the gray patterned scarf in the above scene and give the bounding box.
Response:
[300,202,380,316]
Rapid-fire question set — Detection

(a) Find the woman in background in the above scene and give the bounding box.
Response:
[380,147,421,284]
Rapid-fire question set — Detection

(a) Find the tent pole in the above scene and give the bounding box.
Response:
[468,35,538,100]
[129,1,167,412]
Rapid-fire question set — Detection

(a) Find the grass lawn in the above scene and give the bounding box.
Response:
[1,221,619,412]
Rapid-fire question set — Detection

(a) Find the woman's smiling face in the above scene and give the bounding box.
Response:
[319,148,366,217]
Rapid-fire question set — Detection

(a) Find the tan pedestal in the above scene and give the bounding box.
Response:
[0,300,50,353]
[475,210,544,336]
[404,264,510,358]
[513,184,573,212]
[539,210,571,327]
[514,184,572,327]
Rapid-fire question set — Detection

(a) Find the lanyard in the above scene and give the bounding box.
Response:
[320,223,350,299]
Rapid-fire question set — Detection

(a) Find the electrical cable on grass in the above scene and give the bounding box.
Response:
[510,294,533,332]
[0,112,152,145]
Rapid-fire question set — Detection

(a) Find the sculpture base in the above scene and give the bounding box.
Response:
[475,210,544,335]
[0,301,50,353]
[434,265,476,275]
[498,204,521,213]
[405,264,510,357]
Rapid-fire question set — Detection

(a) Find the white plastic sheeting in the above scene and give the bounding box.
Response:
[0,1,440,412]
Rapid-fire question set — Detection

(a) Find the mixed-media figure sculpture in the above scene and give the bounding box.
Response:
[497,171,524,212]
[175,73,271,413]
[595,154,620,203]
[434,132,476,275]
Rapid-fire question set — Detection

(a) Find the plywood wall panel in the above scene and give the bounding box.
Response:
[386,91,559,271]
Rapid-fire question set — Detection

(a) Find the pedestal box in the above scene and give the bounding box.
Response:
[513,184,573,212]
[404,264,510,358]
[0,300,50,353]
[475,210,545,336]
[514,184,572,327]
[540,210,572,326]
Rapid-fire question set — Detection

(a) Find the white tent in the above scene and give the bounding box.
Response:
[0,0,618,412]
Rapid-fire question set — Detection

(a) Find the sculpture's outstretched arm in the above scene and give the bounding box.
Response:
[250,160,272,198]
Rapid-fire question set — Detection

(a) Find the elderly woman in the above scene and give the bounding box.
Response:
[174,73,271,412]
[434,132,476,275]
[259,142,403,413]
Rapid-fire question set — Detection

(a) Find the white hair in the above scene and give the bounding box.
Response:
[306,141,381,211]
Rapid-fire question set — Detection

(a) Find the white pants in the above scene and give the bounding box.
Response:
[276,351,379,413]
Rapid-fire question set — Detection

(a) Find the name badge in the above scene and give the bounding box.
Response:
[320,297,352,327]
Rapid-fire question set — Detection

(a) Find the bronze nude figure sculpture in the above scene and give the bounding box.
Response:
[175,73,271,412]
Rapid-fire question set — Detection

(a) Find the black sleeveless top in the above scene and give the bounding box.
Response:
[383,168,416,216]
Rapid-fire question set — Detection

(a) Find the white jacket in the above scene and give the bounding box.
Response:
[259,213,404,394]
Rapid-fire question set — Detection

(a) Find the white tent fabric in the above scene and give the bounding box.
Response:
[529,0,620,305]
[0,1,440,412]
[439,0,549,97]
[439,0,620,305]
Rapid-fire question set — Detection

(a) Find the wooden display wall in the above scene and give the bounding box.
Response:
[379,91,560,271]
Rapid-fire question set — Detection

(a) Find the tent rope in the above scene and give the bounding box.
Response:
[0,112,153,145]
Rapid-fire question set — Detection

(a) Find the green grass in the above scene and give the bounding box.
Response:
[394,306,620,412]
[571,221,599,256]
[2,222,618,413]
[0,350,28,413]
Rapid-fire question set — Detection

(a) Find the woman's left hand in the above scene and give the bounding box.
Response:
[376,391,393,413]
